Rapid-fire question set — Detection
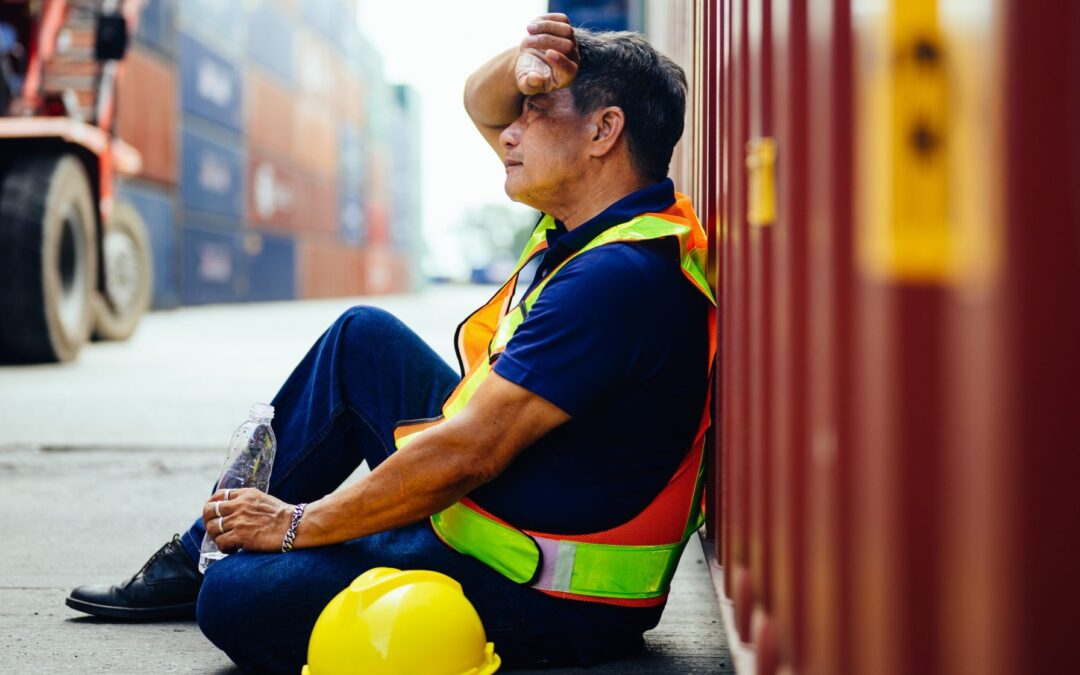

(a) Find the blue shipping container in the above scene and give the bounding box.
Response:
[182,225,241,305]
[338,124,365,196]
[180,33,244,132]
[180,126,245,220]
[117,180,179,309]
[339,192,366,246]
[135,0,176,56]
[244,232,296,302]
[302,0,344,44]
[177,0,245,54]
[548,0,632,32]
[247,4,294,85]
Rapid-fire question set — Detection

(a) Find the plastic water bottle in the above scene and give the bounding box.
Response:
[198,403,277,573]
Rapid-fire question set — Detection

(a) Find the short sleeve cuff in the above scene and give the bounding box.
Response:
[492,352,582,417]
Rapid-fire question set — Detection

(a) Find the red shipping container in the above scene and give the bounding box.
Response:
[292,99,338,179]
[298,239,364,298]
[116,46,177,185]
[247,145,302,231]
[358,246,412,295]
[247,69,296,160]
[291,171,338,236]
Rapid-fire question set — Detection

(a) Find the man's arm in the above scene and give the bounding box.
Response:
[204,372,570,552]
[463,13,580,157]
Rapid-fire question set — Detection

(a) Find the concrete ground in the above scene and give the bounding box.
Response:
[0,287,731,674]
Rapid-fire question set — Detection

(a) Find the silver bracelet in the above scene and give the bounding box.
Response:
[281,502,308,553]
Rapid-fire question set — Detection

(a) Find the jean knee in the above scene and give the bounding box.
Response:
[335,305,410,353]
[336,305,397,333]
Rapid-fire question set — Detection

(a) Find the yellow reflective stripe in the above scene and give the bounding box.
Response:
[489,305,525,354]
[443,358,490,418]
[430,500,694,599]
[559,538,687,599]
[521,215,712,312]
[515,215,557,269]
[431,502,540,584]
[682,255,716,305]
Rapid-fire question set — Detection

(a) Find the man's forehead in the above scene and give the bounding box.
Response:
[526,89,572,107]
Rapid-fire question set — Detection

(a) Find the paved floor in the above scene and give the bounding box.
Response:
[0,288,731,673]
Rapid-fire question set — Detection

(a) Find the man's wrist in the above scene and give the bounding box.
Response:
[281,502,308,552]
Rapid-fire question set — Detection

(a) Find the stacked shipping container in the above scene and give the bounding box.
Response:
[648,1,1080,674]
[114,0,418,308]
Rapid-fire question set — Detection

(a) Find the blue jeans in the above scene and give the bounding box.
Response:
[179,307,660,673]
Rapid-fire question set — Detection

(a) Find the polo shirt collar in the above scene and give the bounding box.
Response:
[544,178,676,255]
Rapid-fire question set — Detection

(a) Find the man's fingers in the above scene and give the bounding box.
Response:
[207,487,250,502]
[525,33,575,56]
[526,19,575,39]
[546,50,580,79]
[529,13,570,26]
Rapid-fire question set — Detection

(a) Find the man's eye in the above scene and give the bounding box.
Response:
[526,101,539,112]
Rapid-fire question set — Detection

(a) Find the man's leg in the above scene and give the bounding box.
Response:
[179,305,460,561]
[67,306,459,620]
[197,521,651,674]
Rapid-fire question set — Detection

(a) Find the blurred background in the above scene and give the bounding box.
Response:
[2,1,1077,674]
[115,0,550,305]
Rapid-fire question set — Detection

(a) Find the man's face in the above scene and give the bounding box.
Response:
[499,89,591,210]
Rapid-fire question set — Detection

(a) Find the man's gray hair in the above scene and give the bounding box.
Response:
[570,29,687,182]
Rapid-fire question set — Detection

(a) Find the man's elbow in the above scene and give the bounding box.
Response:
[457,451,504,489]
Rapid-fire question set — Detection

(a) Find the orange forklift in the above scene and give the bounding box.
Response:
[0,0,150,363]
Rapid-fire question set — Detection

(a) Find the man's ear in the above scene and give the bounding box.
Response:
[588,106,626,158]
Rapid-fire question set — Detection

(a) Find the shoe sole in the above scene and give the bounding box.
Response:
[65,595,196,622]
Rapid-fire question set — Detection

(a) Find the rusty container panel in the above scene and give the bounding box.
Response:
[725,0,755,644]
[358,245,410,295]
[995,1,1080,672]
[117,46,177,185]
[661,1,1080,674]
[298,240,365,298]
[745,2,777,672]
[803,3,856,674]
[292,99,338,180]
[291,172,338,237]
[247,145,303,232]
[247,69,296,160]
[768,0,809,672]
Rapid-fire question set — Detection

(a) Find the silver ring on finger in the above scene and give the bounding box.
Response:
[217,516,225,534]
[224,488,231,501]
[214,501,222,518]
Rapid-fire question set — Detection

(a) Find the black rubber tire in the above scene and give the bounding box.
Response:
[0,154,98,363]
[93,200,153,341]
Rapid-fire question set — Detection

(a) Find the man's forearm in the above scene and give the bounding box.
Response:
[463,46,521,130]
[291,424,494,548]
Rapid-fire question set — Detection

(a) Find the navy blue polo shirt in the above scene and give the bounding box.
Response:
[469,179,711,534]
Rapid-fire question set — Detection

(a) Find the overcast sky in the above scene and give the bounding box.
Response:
[357,0,547,277]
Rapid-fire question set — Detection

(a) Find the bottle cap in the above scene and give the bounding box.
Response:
[249,402,275,422]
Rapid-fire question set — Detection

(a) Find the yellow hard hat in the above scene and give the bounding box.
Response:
[301,567,500,675]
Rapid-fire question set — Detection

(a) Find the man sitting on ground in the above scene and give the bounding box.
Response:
[66,14,714,673]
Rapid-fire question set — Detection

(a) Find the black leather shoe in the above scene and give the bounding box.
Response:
[66,534,202,621]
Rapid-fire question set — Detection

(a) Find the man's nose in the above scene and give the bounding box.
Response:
[500,119,522,149]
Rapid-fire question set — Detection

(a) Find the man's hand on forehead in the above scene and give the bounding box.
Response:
[516,13,580,96]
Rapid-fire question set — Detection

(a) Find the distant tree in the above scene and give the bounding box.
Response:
[456,203,540,269]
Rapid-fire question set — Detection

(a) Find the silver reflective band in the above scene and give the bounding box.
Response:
[214,502,222,518]
[217,516,224,533]
[224,489,232,501]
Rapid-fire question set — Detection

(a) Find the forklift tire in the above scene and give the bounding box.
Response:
[0,154,98,363]
[92,201,152,341]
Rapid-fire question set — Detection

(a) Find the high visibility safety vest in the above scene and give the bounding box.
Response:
[394,193,717,607]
